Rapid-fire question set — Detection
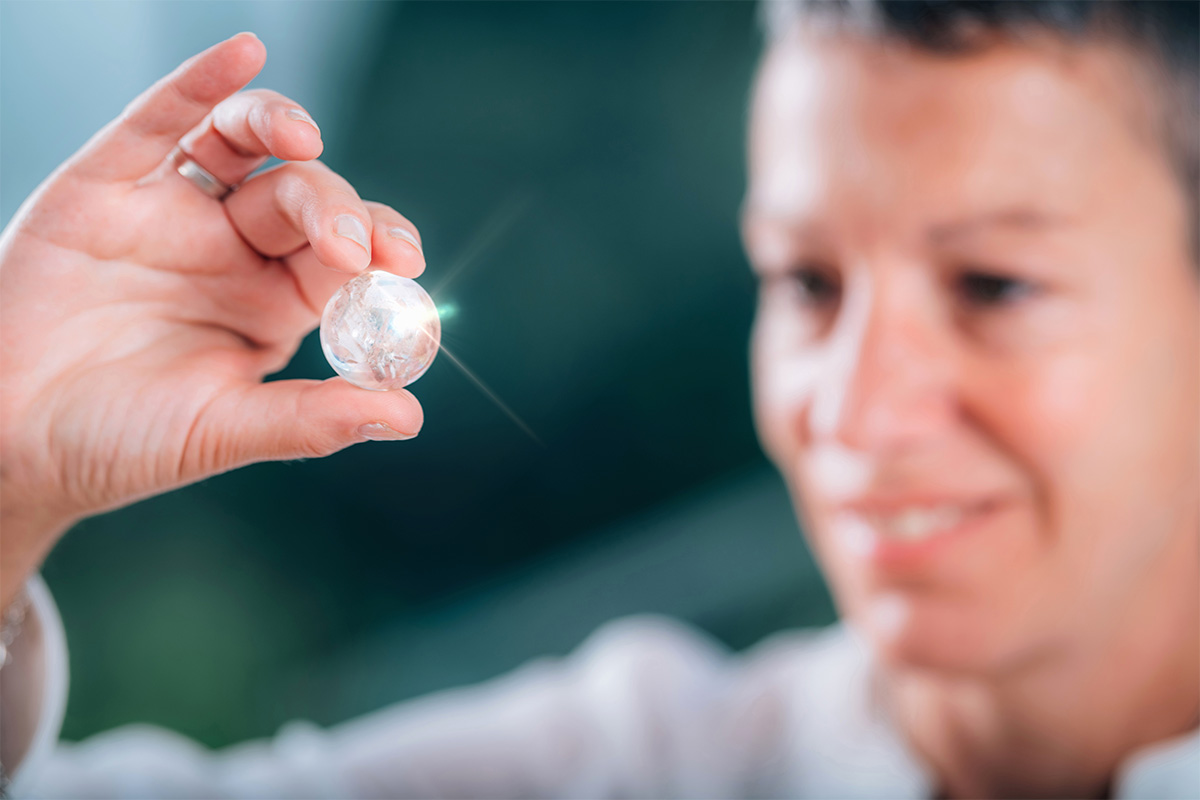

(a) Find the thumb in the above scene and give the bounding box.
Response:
[193,377,424,473]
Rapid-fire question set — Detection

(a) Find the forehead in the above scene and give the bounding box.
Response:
[745,33,1160,233]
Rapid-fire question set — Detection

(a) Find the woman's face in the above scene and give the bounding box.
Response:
[744,33,1198,671]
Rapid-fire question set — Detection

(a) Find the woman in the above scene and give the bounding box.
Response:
[2,2,1196,797]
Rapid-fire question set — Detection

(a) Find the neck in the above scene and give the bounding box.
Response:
[884,528,1200,800]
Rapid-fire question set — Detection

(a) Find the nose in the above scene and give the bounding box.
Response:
[807,268,957,453]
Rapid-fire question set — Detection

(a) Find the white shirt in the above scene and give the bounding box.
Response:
[8,575,1199,798]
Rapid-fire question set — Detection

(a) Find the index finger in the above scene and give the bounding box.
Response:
[68,32,266,182]
[177,89,324,187]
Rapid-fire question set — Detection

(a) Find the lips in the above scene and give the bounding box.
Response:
[833,496,1011,568]
[867,504,971,541]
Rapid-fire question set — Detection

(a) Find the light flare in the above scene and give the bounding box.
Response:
[416,323,542,447]
[430,190,533,298]
[423,192,542,445]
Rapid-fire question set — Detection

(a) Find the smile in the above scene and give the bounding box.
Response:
[833,496,1013,567]
[868,504,973,542]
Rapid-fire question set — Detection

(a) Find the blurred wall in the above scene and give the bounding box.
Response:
[1,0,383,222]
[1,0,836,749]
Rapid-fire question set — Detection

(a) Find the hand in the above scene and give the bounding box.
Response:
[0,34,426,608]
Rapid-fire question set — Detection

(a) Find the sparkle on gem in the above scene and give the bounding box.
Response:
[319,270,441,391]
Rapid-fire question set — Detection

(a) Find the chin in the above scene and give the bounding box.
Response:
[851,590,1032,677]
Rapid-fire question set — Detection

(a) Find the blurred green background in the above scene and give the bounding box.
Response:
[1,0,836,749]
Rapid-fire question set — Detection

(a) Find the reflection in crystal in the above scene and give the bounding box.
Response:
[320,270,441,391]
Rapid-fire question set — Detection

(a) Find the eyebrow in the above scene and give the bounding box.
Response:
[927,209,1074,244]
[741,206,1075,253]
[740,206,829,242]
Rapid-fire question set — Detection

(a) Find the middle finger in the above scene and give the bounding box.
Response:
[285,201,427,314]
[223,159,373,272]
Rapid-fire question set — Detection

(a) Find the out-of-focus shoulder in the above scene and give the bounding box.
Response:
[572,614,860,674]
[565,614,865,703]
[570,614,732,675]
[746,621,854,656]
[739,621,866,678]
[566,617,883,797]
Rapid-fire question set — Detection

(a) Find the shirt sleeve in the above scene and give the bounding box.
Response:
[3,575,70,797]
[19,612,758,799]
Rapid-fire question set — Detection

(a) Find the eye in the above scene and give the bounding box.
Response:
[783,267,841,307]
[956,270,1036,308]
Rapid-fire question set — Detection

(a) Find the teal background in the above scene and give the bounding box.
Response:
[1,0,837,749]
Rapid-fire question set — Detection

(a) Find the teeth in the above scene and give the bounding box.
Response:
[874,505,966,540]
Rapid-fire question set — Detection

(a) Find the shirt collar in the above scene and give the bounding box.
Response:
[839,620,1200,800]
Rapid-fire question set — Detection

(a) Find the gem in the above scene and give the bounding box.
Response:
[319,270,441,390]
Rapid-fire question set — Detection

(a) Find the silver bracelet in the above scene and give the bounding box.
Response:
[0,591,30,668]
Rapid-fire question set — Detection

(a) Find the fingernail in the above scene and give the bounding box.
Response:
[387,227,423,254]
[358,422,417,441]
[335,215,370,261]
[286,108,321,135]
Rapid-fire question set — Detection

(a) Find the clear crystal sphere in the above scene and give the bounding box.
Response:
[320,270,441,391]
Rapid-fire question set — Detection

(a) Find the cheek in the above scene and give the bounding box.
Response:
[750,310,824,466]
[983,336,1190,514]
[984,355,1099,479]
[969,334,1193,600]
[967,349,1121,583]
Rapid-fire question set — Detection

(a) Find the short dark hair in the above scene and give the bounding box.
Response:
[762,0,1199,260]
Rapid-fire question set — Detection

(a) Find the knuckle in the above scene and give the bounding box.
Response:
[273,166,314,205]
[293,388,348,458]
[320,183,363,209]
[270,162,358,218]
[296,433,342,460]
[389,392,424,430]
[245,87,284,102]
[247,102,272,137]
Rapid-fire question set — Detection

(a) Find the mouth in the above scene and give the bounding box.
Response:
[834,496,1013,567]
[866,503,979,540]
